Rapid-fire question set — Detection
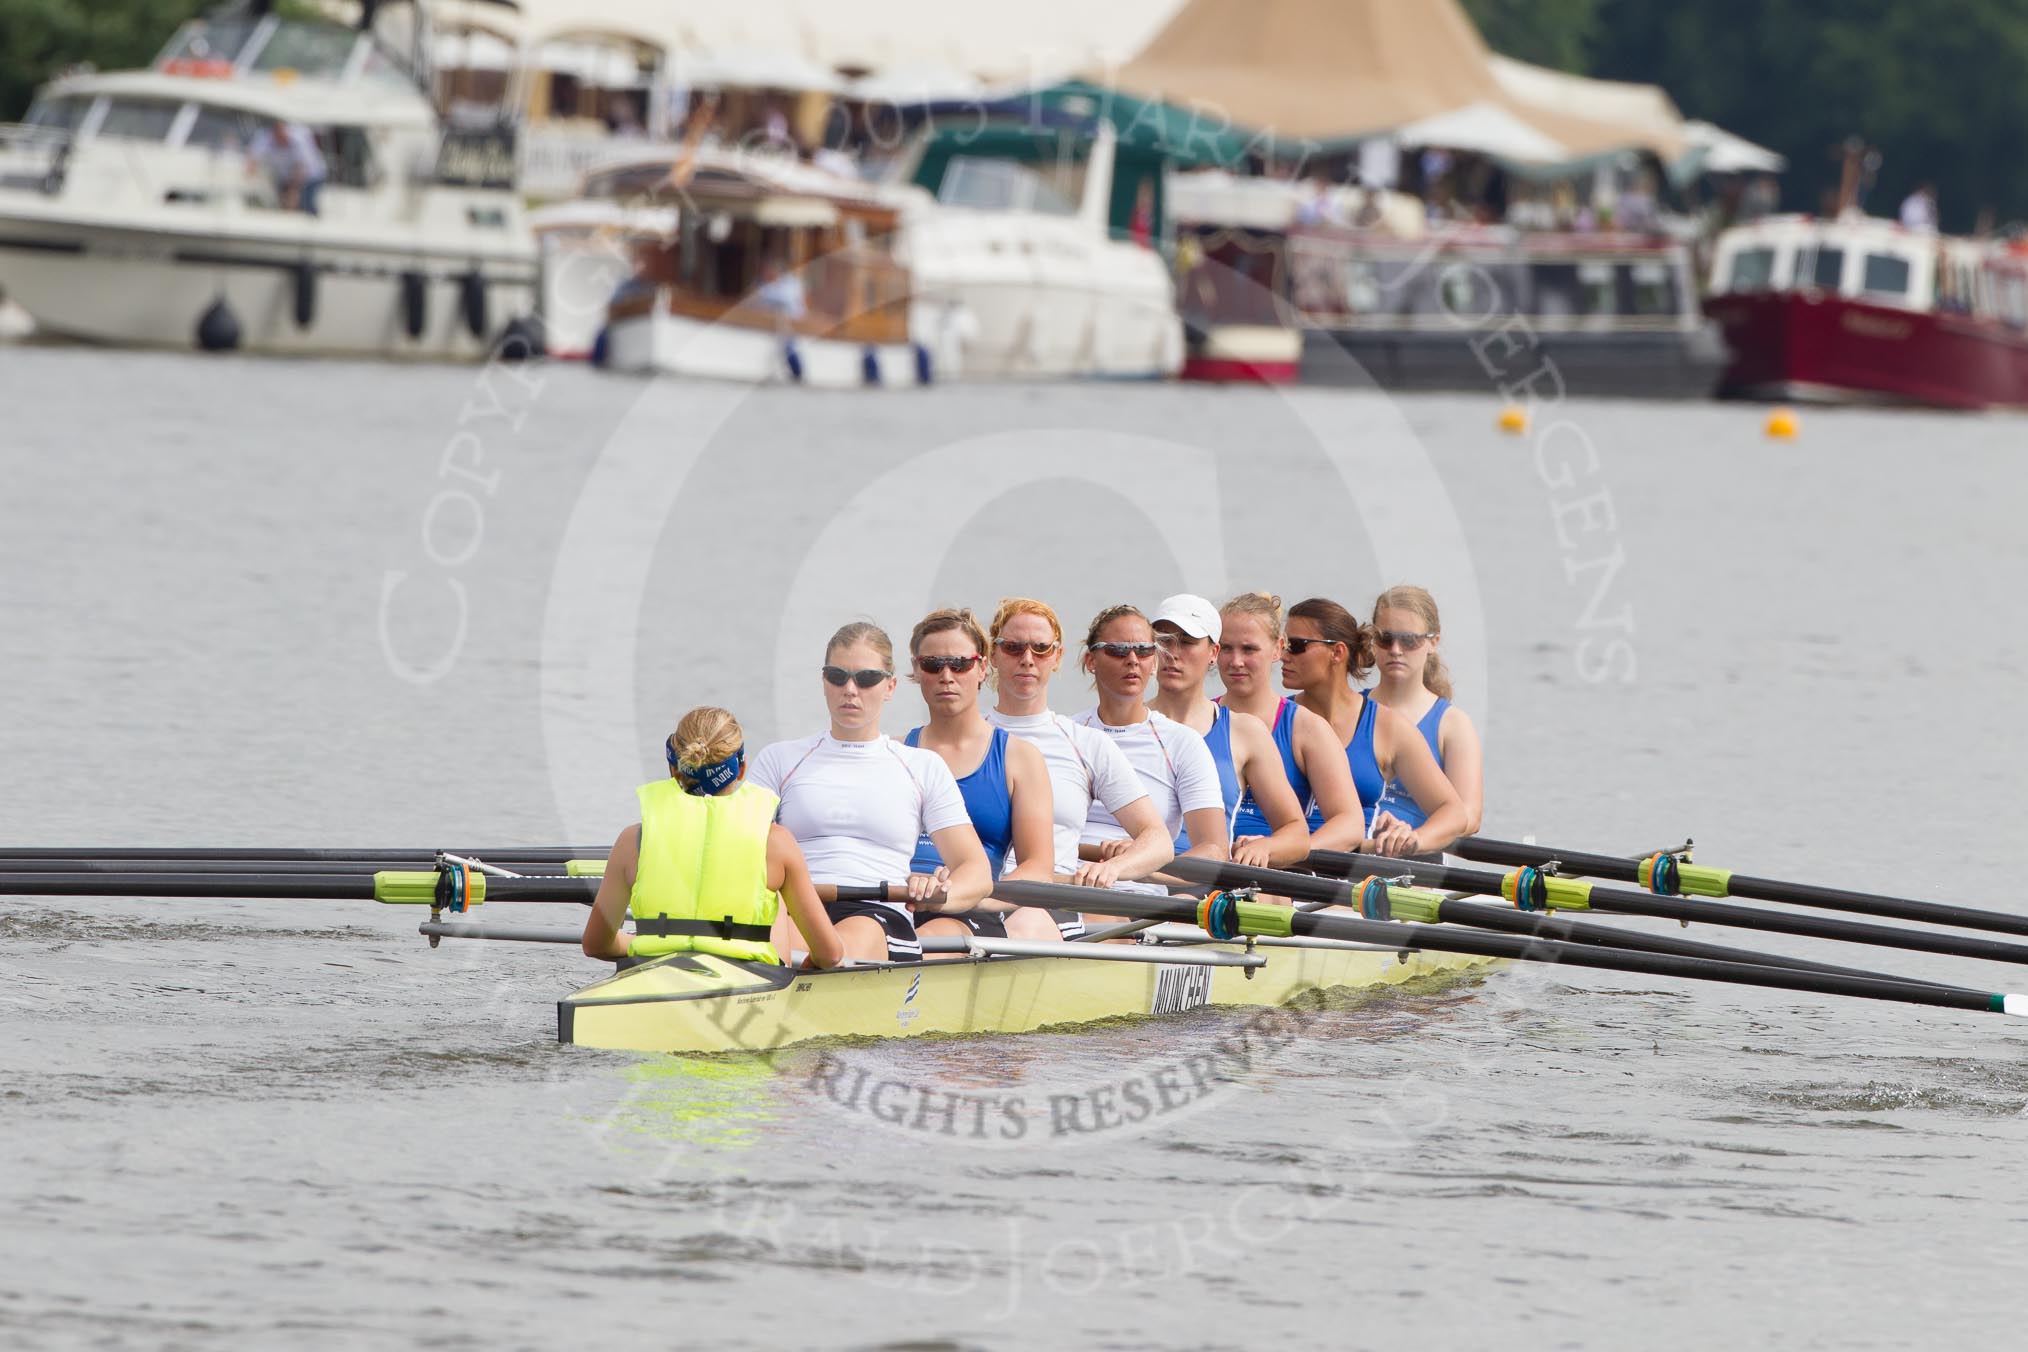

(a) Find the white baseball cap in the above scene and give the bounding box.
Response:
[1152,593,1221,640]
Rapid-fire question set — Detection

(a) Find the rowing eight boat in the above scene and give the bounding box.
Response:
[557,930,1500,1055]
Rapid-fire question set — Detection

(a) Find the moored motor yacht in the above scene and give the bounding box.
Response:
[0,1,537,360]
[1705,213,2028,409]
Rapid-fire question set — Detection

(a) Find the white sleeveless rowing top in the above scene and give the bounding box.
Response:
[750,734,970,911]
[987,708,1147,876]
[1072,708,1225,844]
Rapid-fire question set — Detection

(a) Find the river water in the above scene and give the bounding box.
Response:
[4,345,2027,1350]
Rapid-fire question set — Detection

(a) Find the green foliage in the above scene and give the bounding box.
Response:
[0,0,211,120]
[1460,0,1604,72]
[1584,0,2028,232]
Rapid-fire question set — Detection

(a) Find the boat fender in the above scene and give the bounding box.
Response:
[590,325,609,368]
[493,315,543,363]
[400,270,427,339]
[292,261,316,329]
[782,337,803,383]
[861,344,880,386]
[459,271,487,340]
[195,296,240,352]
[914,342,932,385]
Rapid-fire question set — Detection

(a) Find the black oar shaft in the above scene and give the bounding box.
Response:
[1308,851,2028,969]
[1455,835,2028,938]
[0,873,598,904]
[0,858,585,876]
[0,847,604,865]
[985,878,2016,1017]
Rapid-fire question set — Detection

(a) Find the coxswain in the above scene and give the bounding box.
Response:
[902,607,1061,951]
[750,622,991,962]
[1146,593,1310,868]
[984,597,1173,935]
[582,706,844,969]
[1365,585,1483,839]
[1279,596,1467,857]
[1214,592,1367,853]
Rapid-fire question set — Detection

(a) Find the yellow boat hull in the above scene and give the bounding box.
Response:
[558,941,1500,1055]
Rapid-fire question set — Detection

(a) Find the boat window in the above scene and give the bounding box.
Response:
[23,95,90,131]
[1725,246,1775,293]
[937,157,1076,216]
[183,103,262,151]
[1809,246,1844,290]
[1860,253,1911,298]
[249,21,361,79]
[156,18,263,69]
[325,125,377,188]
[96,98,182,142]
[1624,260,1680,315]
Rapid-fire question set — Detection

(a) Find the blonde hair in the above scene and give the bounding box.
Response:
[825,620,893,669]
[667,705,743,774]
[1081,603,1148,653]
[1220,591,1285,642]
[909,607,988,659]
[988,597,1063,646]
[1372,585,1452,699]
[1287,596,1375,681]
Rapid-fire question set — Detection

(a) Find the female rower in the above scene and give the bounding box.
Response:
[903,607,1061,951]
[1214,592,1367,853]
[1279,596,1467,857]
[1146,593,1310,868]
[984,598,1173,930]
[582,706,845,970]
[750,622,991,963]
[1074,603,1229,880]
[1366,585,1483,838]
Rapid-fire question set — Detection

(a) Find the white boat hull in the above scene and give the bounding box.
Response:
[0,214,535,359]
[603,305,932,388]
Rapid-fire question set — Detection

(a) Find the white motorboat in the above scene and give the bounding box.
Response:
[0,2,536,360]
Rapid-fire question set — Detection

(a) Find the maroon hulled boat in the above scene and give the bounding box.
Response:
[1705,214,2028,410]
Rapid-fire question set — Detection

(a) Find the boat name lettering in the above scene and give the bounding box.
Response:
[1840,310,1913,341]
[1150,963,1214,1016]
[434,127,518,191]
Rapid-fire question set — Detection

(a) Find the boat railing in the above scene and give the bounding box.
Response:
[0,123,72,193]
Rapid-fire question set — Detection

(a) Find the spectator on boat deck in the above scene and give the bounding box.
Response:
[248,117,327,215]
[753,259,806,323]
[1900,183,1939,233]
[1295,175,1342,227]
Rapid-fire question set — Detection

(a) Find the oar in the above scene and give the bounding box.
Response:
[1301,850,2028,970]
[1452,835,2028,938]
[0,858,597,877]
[0,847,603,866]
[0,871,598,905]
[983,879,2028,1019]
[1236,865,1972,993]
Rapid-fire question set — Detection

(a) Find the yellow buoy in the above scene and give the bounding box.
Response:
[1497,404,1529,434]
[1765,407,1800,439]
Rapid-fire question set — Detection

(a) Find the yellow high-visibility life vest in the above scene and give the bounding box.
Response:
[629,778,781,964]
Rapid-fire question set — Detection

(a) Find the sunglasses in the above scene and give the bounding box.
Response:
[1375,630,1436,652]
[821,666,892,689]
[1281,636,1340,655]
[1093,642,1158,659]
[915,654,983,675]
[996,640,1059,657]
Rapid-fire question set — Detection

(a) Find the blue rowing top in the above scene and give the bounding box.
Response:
[1374,697,1449,830]
[906,725,1012,879]
[1177,704,1240,850]
[1233,698,1309,839]
[1308,694,1382,832]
